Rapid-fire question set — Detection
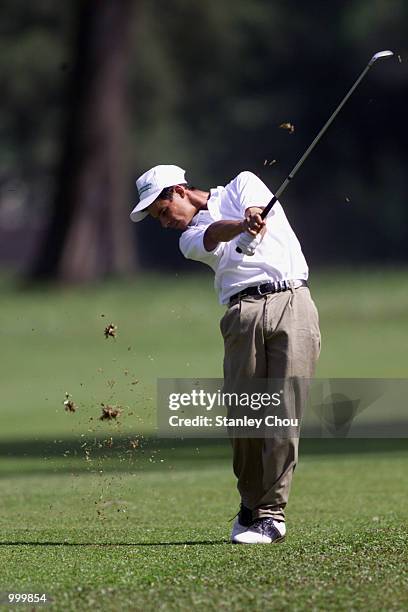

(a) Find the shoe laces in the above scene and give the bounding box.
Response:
[252,517,279,535]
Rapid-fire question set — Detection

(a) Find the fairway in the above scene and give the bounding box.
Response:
[1,443,407,611]
[1,270,408,610]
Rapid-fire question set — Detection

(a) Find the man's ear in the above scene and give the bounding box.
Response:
[173,184,186,198]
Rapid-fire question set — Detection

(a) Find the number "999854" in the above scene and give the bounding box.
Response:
[8,593,47,603]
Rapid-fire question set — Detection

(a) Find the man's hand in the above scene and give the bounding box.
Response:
[236,208,266,255]
[243,210,266,236]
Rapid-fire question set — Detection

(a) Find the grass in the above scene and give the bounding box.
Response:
[0,444,407,611]
[2,268,408,439]
[1,269,408,610]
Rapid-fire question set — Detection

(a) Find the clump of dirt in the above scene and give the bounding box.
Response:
[279,122,295,133]
[64,393,77,413]
[99,404,122,421]
[104,323,117,339]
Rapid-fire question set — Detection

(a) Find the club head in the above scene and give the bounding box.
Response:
[369,50,394,65]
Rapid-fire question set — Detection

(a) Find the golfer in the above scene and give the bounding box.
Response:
[130,165,321,544]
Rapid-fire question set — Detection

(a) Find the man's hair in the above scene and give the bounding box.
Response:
[158,184,195,201]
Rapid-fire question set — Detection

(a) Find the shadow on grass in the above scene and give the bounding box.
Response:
[0,437,407,476]
[0,539,228,547]
[1,436,407,457]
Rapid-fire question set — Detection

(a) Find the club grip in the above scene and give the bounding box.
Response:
[236,194,278,253]
[261,194,278,220]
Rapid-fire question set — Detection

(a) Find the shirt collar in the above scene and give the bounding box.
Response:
[188,186,223,227]
[206,187,222,220]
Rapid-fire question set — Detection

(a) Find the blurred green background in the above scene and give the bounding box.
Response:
[2,269,408,443]
[0,0,407,279]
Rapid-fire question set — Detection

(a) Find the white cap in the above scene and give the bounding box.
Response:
[130,164,187,222]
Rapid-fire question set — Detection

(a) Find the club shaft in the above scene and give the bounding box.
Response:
[261,62,372,219]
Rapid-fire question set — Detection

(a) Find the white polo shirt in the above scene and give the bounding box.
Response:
[179,171,308,304]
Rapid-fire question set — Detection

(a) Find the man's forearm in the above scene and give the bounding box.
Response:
[203,207,267,252]
[204,220,245,251]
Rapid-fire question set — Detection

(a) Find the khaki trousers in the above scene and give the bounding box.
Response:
[220,285,321,521]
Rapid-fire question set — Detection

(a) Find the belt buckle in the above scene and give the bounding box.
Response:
[257,282,274,296]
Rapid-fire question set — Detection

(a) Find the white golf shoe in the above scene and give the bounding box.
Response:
[233,517,286,544]
[230,504,253,543]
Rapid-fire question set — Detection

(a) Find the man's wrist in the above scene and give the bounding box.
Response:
[238,220,246,234]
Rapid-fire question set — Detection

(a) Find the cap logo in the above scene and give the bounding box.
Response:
[138,182,152,197]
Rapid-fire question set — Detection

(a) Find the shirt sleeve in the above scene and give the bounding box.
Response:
[230,171,273,213]
[179,224,225,269]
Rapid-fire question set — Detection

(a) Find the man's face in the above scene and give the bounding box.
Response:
[148,186,196,231]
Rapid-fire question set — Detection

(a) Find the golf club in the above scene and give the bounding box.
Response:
[236,50,394,254]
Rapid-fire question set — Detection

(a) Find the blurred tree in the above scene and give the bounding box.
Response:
[30,0,136,282]
[0,0,406,273]
[0,1,70,177]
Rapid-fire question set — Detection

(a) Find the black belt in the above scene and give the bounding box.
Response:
[229,279,308,305]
